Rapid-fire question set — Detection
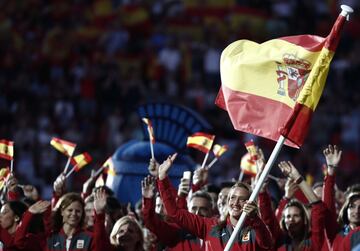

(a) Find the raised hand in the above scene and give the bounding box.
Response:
[141,175,156,199]
[242,201,258,217]
[278,161,302,182]
[22,185,39,201]
[29,200,51,214]
[94,188,107,214]
[193,167,208,186]
[82,169,99,195]
[53,173,66,196]
[148,158,160,177]
[323,145,342,167]
[158,153,177,180]
[284,178,298,199]
[6,174,18,192]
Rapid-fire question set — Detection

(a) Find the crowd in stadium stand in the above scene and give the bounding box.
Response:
[0,0,360,250]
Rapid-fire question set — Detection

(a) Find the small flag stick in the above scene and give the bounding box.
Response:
[200,152,210,169]
[10,159,14,173]
[207,157,218,169]
[65,164,78,179]
[149,139,155,159]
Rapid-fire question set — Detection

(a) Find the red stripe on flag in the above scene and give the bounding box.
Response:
[280,103,313,147]
[279,35,325,52]
[218,85,298,148]
[187,143,211,153]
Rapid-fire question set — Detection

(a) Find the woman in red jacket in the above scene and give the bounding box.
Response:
[157,153,273,251]
[14,189,109,251]
[0,200,28,250]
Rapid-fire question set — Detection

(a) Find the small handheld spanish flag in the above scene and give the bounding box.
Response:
[142,118,155,144]
[240,153,257,176]
[212,144,228,158]
[0,140,14,160]
[71,152,92,171]
[245,141,258,161]
[50,137,76,157]
[103,157,116,176]
[187,133,215,154]
[142,118,155,159]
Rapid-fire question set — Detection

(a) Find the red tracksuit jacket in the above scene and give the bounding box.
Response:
[13,210,109,251]
[142,197,203,251]
[340,226,360,250]
[158,177,272,251]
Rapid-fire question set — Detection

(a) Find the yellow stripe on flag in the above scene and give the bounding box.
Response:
[187,133,215,153]
[0,140,14,160]
[72,152,92,171]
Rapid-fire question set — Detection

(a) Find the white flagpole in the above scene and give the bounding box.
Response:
[200,152,210,169]
[207,157,218,169]
[63,146,76,174]
[10,159,14,173]
[65,163,78,179]
[149,138,155,159]
[93,166,105,177]
[238,170,244,181]
[224,135,286,251]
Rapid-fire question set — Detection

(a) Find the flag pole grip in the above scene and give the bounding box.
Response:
[224,135,286,251]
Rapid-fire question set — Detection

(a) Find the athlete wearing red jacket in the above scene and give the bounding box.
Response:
[13,190,111,251]
[156,153,273,251]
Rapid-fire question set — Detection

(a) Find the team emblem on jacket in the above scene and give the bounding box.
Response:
[76,239,85,249]
[241,231,250,242]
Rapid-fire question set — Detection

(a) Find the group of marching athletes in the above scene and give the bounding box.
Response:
[0,144,360,250]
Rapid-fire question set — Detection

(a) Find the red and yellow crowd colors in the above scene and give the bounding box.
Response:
[187,132,215,153]
[50,137,76,157]
[0,140,14,160]
[216,13,346,147]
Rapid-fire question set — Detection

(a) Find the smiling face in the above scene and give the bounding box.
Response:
[347,197,360,228]
[0,204,16,230]
[217,187,230,215]
[61,201,83,228]
[227,186,249,220]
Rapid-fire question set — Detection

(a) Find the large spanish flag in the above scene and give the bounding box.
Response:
[187,132,215,153]
[50,137,76,157]
[216,10,348,147]
[0,140,14,160]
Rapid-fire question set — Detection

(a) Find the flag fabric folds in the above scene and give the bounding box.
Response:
[0,140,14,160]
[216,13,347,147]
[142,118,155,144]
[50,137,76,157]
[71,152,92,171]
[187,133,215,153]
[212,144,228,158]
